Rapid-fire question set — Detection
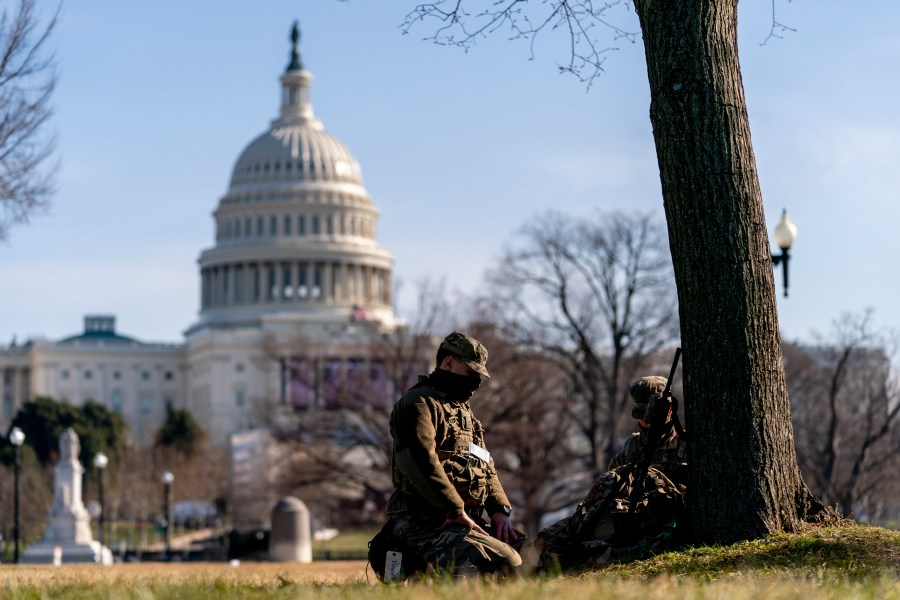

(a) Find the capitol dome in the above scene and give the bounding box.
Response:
[229,125,363,189]
[190,25,395,334]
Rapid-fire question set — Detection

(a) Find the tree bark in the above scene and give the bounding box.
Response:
[633,0,814,543]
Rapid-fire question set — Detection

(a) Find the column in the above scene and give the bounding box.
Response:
[305,262,315,301]
[323,262,333,304]
[246,263,255,304]
[257,262,266,303]
[210,268,218,307]
[354,265,362,304]
[340,263,349,303]
[273,261,282,301]
[291,262,300,302]
[12,369,21,415]
[201,269,208,308]
[227,265,236,305]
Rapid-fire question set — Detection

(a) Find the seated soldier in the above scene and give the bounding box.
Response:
[608,375,686,481]
[535,375,687,567]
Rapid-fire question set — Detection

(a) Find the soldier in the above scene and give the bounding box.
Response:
[607,376,687,477]
[382,332,524,577]
[535,375,687,566]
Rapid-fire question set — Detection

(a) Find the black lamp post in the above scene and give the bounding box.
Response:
[93,452,108,548]
[9,426,25,563]
[771,209,798,297]
[161,471,174,559]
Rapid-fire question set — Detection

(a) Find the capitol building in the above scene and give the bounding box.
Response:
[0,29,403,448]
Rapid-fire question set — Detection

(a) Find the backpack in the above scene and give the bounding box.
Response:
[367,519,425,583]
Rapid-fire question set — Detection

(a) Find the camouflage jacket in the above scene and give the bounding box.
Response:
[607,425,686,475]
[386,373,511,520]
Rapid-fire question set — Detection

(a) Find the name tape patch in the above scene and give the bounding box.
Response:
[468,442,490,463]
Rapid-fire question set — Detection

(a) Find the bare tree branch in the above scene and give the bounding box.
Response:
[0,0,59,240]
[402,0,638,86]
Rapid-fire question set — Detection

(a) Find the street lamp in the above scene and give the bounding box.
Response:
[161,471,174,559]
[771,209,798,298]
[93,452,108,548]
[9,426,25,563]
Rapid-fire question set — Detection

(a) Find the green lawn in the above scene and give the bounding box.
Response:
[0,522,897,599]
[312,529,377,560]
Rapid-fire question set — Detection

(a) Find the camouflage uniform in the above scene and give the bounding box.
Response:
[385,333,522,577]
[608,427,686,474]
[536,375,686,565]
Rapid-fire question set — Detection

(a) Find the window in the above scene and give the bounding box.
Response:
[235,362,245,374]
[111,390,123,412]
[298,215,306,235]
[84,370,93,380]
[312,215,320,235]
[142,370,151,381]
[284,215,292,235]
[113,371,121,380]
[257,217,264,236]
[244,218,252,237]
[61,369,70,380]
[270,215,277,235]
[164,371,174,381]
[140,393,152,414]
[235,390,245,408]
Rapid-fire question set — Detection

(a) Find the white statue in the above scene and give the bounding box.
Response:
[21,428,112,564]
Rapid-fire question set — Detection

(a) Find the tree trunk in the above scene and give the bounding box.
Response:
[633,0,817,543]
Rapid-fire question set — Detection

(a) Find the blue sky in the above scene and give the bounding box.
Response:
[2,1,898,345]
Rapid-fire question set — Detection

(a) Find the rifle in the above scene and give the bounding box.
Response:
[627,347,682,512]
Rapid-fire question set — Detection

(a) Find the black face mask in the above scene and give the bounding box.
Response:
[430,368,482,400]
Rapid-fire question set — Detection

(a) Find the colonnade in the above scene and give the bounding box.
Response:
[201,260,390,309]
[1,367,28,428]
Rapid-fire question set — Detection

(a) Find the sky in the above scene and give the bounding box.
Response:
[1,1,899,346]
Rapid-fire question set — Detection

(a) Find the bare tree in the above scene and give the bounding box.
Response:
[402,0,821,543]
[464,323,590,537]
[0,0,58,240]
[480,210,677,475]
[785,311,900,522]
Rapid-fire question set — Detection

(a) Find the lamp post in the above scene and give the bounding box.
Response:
[9,426,25,563]
[161,471,174,559]
[771,209,798,298]
[93,452,108,548]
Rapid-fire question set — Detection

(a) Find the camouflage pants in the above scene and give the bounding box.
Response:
[391,512,523,577]
[537,465,684,562]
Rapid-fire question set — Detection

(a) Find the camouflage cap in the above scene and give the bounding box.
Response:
[629,375,668,419]
[440,331,490,378]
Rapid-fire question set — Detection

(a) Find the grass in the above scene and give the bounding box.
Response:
[312,529,377,560]
[0,522,897,599]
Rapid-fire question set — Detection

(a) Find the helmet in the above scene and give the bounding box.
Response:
[629,376,668,419]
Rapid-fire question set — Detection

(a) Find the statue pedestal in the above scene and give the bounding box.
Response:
[20,540,112,565]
